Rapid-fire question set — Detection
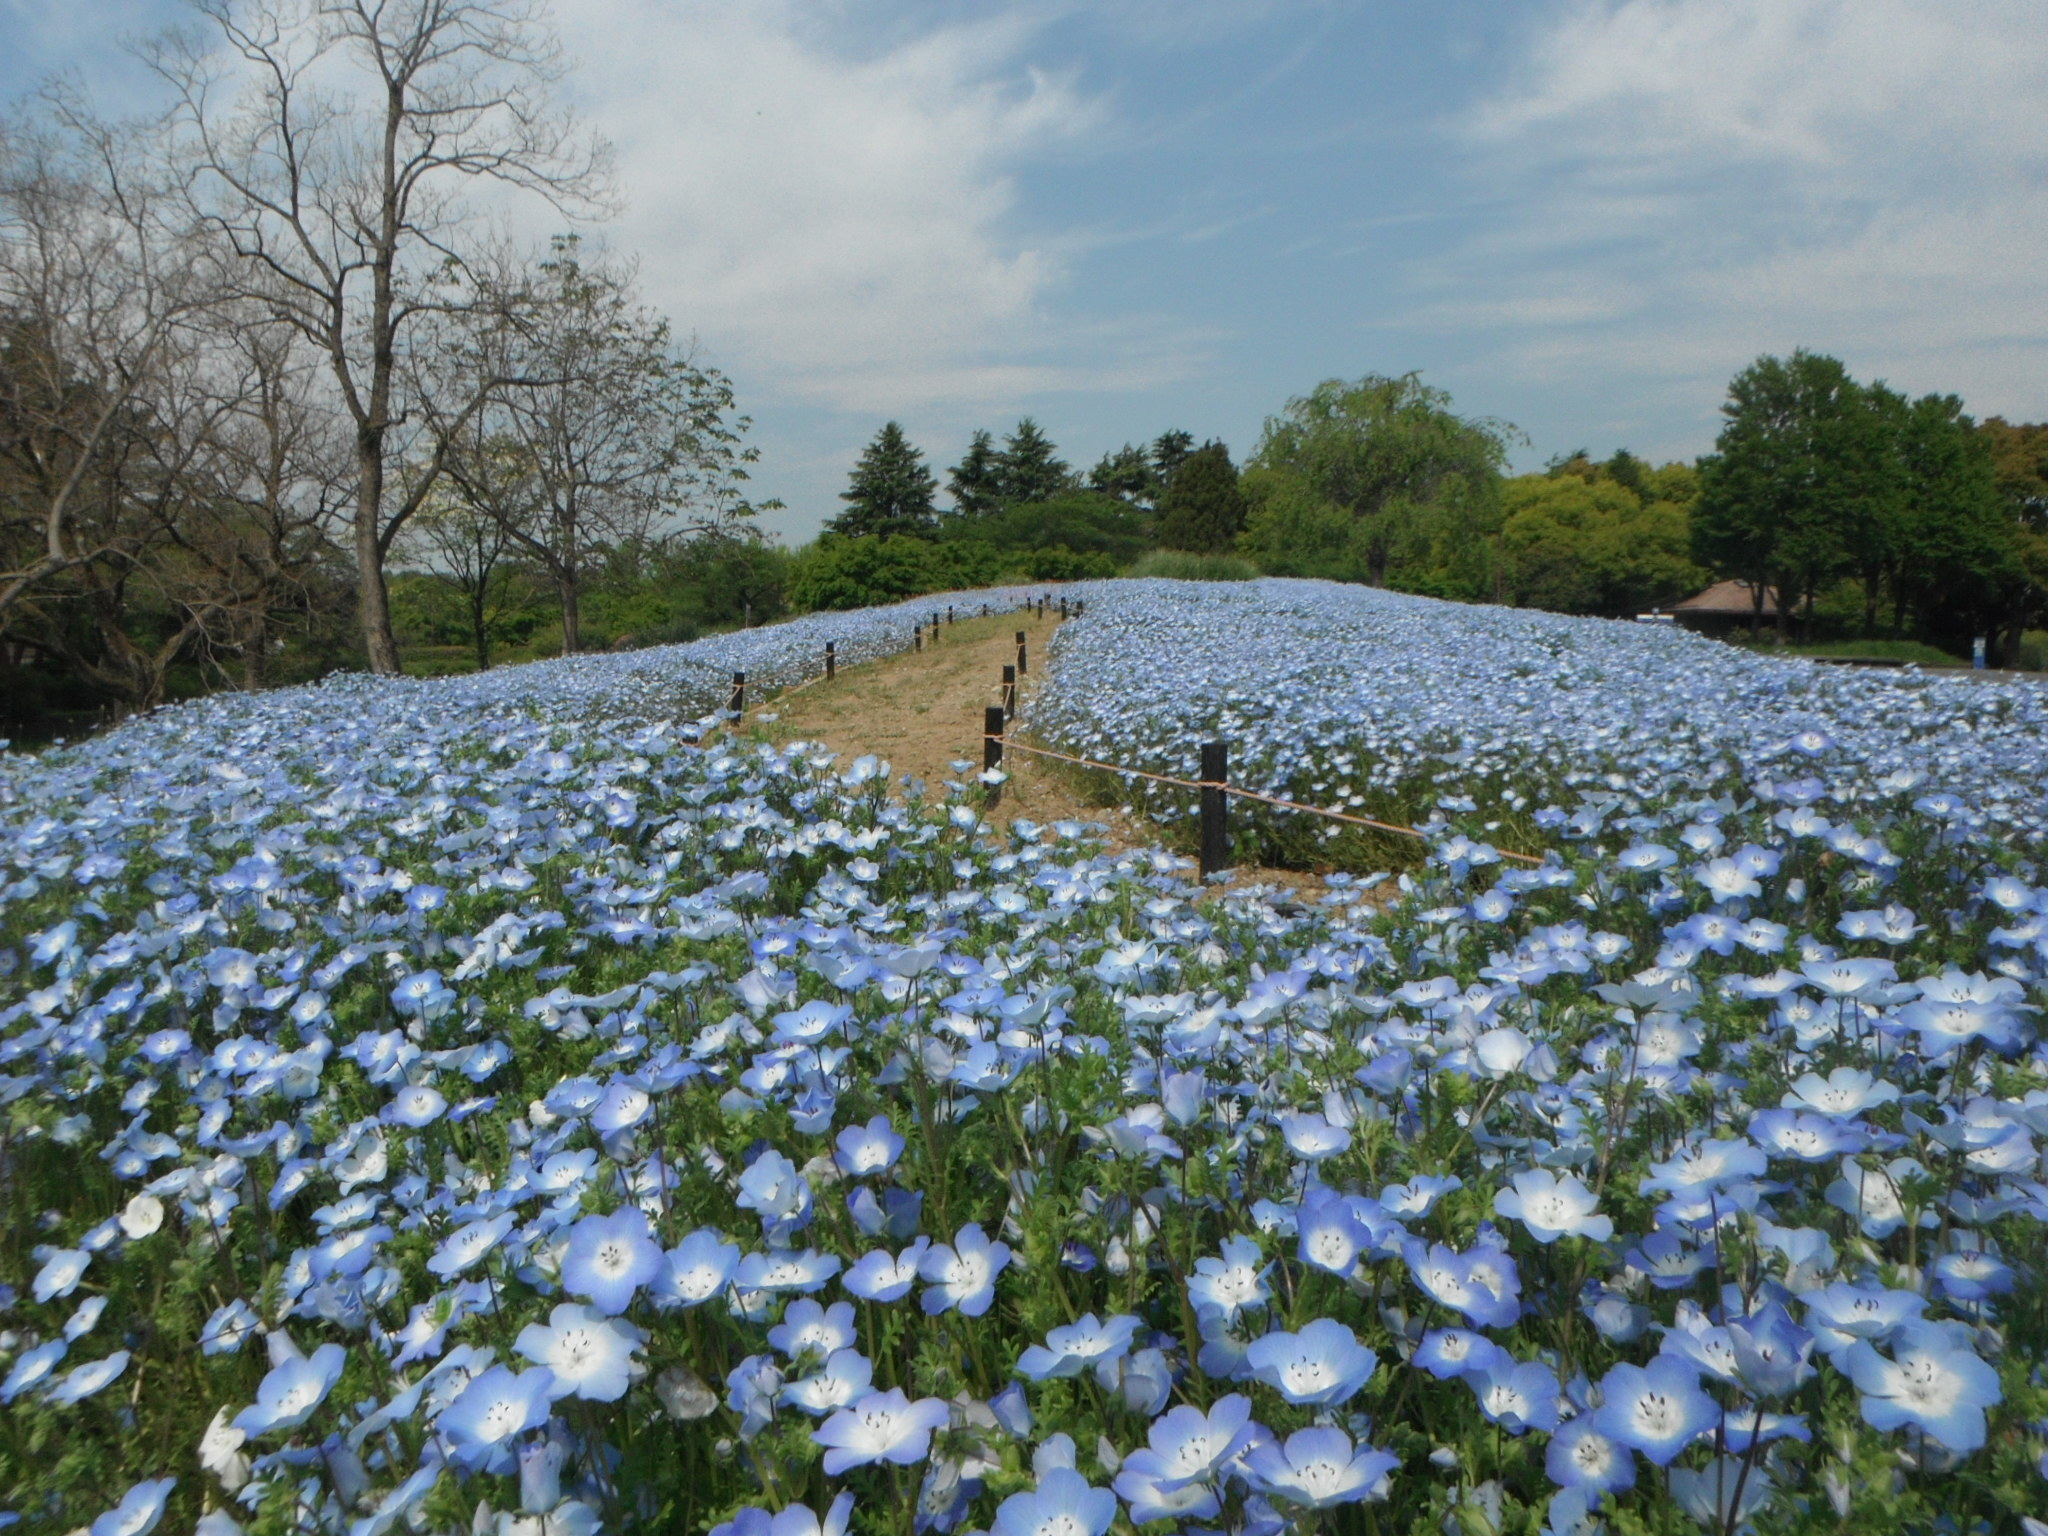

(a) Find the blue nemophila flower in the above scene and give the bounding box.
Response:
[1,1339,66,1402]
[1016,1313,1141,1381]
[1245,1317,1377,1405]
[1804,1282,1926,1355]
[833,1115,905,1178]
[712,1491,856,1536]
[1545,1415,1635,1495]
[781,1349,874,1416]
[1296,1186,1373,1276]
[919,1222,1010,1317]
[591,1083,651,1136]
[843,1237,930,1303]
[1403,1238,1520,1329]
[1728,1302,1818,1397]
[1934,1245,2016,1303]
[991,1466,1118,1536]
[32,1248,89,1304]
[1781,1067,1899,1118]
[1468,1356,1562,1434]
[813,1387,951,1475]
[88,1477,175,1536]
[384,1083,447,1128]
[561,1208,662,1314]
[1277,1110,1350,1161]
[439,1364,556,1468]
[1244,1425,1398,1509]
[234,1341,345,1435]
[1111,1393,1256,1519]
[1593,1357,1717,1465]
[1493,1169,1612,1244]
[1639,1138,1768,1196]
[46,1349,129,1406]
[515,1303,644,1402]
[735,1247,842,1294]
[1414,1328,1506,1381]
[429,1212,516,1281]
[736,1150,814,1236]
[1671,1454,1775,1531]
[1186,1235,1271,1324]
[770,1299,858,1362]
[199,1298,261,1356]
[1839,1323,2002,1452]
[1826,1156,1933,1239]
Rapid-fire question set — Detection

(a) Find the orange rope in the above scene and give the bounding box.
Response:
[986,735,1544,867]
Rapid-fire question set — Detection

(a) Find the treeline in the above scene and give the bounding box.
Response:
[801,362,2048,667]
[1,0,770,740]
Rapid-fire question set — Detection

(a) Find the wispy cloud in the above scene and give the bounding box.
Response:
[1419,0,2048,451]
[554,0,1206,417]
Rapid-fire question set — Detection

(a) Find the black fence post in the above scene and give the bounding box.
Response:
[947,605,955,626]
[914,629,923,653]
[1002,664,1016,720]
[728,671,746,722]
[1199,740,1229,878]
[1015,631,1028,674]
[824,641,836,680]
[1059,597,1069,619]
[983,706,1006,770]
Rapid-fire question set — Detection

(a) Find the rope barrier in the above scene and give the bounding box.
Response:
[984,733,1544,867]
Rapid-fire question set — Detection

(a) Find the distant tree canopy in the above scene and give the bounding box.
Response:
[1501,454,1704,616]
[830,421,938,539]
[1156,441,1248,553]
[1693,351,2018,652]
[1243,374,1518,596]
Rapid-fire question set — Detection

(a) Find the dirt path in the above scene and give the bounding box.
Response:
[738,606,1352,907]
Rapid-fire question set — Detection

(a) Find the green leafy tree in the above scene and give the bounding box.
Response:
[1155,441,1248,553]
[994,418,1071,504]
[1982,417,2048,662]
[1692,351,1888,639]
[1888,392,2010,651]
[830,421,938,539]
[945,429,1002,519]
[1087,443,1158,506]
[1249,373,1517,587]
[1151,429,1195,489]
[1501,461,1705,616]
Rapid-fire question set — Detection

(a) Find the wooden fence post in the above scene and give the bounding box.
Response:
[1015,631,1027,674]
[728,671,746,722]
[824,641,835,680]
[914,629,923,652]
[1002,664,1016,720]
[983,706,1005,770]
[1199,740,1229,877]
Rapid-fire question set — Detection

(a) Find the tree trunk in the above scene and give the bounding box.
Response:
[1862,569,1880,637]
[559,569,581,655]
[356,439,404,674]
[243,612,268,691]
[470,581,492,672]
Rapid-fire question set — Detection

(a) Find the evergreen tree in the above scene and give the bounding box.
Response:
[946,429,1002,519]
[1088,443,1158,506]
[830,421,938,538]
[1151,429,1195,490]
[995,417,1072,504]
[1155,441,1248,553]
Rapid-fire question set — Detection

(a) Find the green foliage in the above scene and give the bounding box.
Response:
[1500,456,1706,615]
[938,491,1153,566]
[829,421,940,539]
[1125,549,1258,581]
[993,418,1073,505]
[945,429,1003,519]
[1694,351,2017,651]
[1153,441,1248,553]
[785,534,1004,611]
[1249,372,1519,588]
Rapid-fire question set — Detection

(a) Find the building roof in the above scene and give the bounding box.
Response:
[1671,579,1779,616]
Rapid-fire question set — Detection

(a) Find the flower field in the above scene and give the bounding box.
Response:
[3,576,2047,1536]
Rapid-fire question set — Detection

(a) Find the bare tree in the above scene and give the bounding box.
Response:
[0,101,211,623]
[436,238,766,654]
[148,0,611,675]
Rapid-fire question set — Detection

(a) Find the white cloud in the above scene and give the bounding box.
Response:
[1423,0,2048,444]
[553,0,1199,416]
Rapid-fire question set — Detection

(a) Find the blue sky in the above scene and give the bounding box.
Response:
[7,0,2046,543]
